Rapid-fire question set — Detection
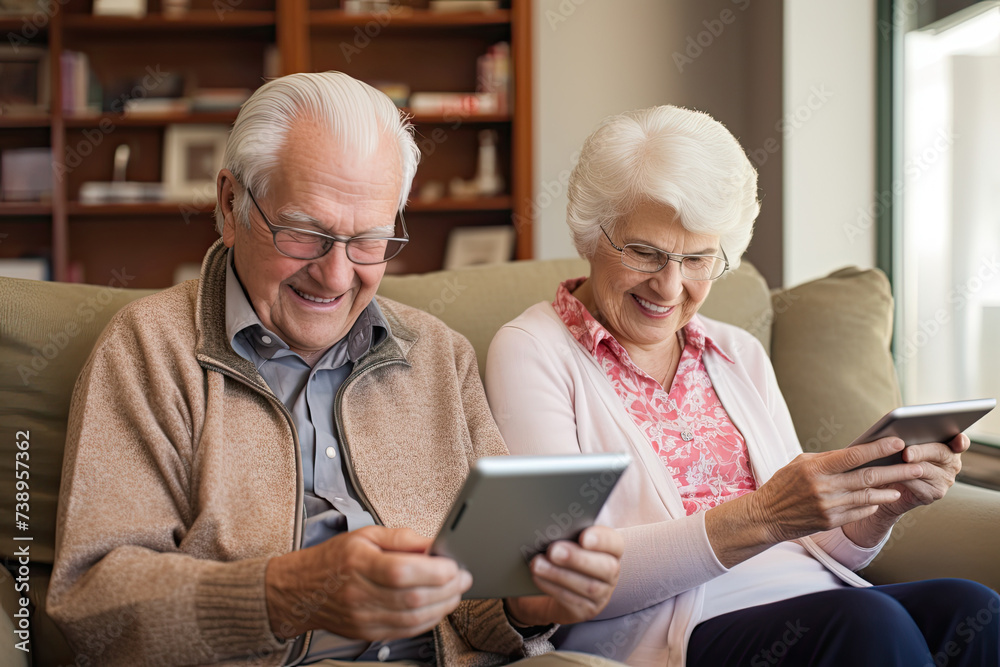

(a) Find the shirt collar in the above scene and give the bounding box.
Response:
[552,277,735,365]
[224,249,388,366]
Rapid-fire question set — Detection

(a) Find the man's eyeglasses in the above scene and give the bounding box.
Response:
[601,226,729,281]
[246,187,409,265]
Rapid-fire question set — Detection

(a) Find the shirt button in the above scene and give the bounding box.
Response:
[325,446,337,459]
[261,335,272,345]
[377,646,391,662]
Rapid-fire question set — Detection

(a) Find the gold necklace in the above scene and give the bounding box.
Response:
[665,332,695,442]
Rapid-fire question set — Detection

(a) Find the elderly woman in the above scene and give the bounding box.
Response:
[485,106,999,667]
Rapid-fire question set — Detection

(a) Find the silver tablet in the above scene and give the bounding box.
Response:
[848,398,996,468]
[429,453,630,599]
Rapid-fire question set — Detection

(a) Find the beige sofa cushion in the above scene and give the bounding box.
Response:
[862,481,1000,588]
[0,278,157,563]
[698,261,774,355]
[378,258,592,375]
[769,266,902,453]
[378,259,773,374]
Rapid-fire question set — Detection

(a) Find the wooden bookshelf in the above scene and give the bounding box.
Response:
[0,0,533,284]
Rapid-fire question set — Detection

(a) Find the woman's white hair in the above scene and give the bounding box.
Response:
[214,71,420,233]
[566,105,759,268]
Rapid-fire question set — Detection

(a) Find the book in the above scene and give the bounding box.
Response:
[0,258,49,281]
[1,147,52,201]
[123,97,191,115]
[408,92,499,116]
[190,88,252,112]
[92,0,146,17]
[60,51,101,115]
[477,41,510,113]
[429,0,499,12]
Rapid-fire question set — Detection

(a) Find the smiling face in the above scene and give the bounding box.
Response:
[587,199,720,355]
[220,119,403,365]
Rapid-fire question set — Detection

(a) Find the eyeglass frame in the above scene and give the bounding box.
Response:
[600,225,730,280]
[245,186,409,265]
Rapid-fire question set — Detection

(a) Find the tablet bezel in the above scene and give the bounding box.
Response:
[428,453,630,600]
[848,398,996,468]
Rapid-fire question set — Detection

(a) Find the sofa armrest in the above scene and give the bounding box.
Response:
[860,481,1000,590]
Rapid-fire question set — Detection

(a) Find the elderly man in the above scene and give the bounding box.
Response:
[47,72,623,667]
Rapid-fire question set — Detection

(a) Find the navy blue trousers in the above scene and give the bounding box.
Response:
[687,579,1000,667]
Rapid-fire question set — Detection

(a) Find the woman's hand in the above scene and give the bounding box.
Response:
[504,526,623,627]
[842,433,968,547]
[707,437,926,568]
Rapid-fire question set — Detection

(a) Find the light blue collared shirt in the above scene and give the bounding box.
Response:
[224,252,433,664]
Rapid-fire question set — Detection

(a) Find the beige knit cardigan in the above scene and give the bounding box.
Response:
[48,240,553,666]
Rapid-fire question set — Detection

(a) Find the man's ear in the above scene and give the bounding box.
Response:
[218,169,239,248]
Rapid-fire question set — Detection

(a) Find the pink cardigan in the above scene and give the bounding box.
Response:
[485,303,886,667]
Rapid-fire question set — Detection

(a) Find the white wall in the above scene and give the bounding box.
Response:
[783,0,878,285]
[532,0,755,260]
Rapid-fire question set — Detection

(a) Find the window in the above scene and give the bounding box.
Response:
[895,2,1000,446]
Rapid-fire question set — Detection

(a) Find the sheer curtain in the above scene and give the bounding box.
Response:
[900,2,1000,444]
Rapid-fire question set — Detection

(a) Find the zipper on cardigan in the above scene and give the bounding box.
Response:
[201,347,409,664]
[196,360,312,666]
[333,357,409,526]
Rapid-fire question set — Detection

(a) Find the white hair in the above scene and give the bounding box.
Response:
[566,105,759,268]
[214,71,420,233]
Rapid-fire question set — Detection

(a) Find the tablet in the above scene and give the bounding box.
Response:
[848,398,996,468]
[429,453,630,599]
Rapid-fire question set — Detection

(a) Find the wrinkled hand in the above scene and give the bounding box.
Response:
[747,437,928,545]
[265,526,471,641]
[844,433,967,547]
[504,526,623,627]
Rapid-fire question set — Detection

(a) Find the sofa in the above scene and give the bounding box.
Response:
[2,258,998,667]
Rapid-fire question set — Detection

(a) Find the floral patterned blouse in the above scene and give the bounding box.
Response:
[553,278,757,515]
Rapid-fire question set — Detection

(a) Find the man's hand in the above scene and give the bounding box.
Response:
[843,433,968,547]
[503,525,623,627]
[265,526,471,641]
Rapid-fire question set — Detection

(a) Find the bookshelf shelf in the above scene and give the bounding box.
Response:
[67,202,215,216]
[0,203,53,217]
[406,111,510,124]
[0,17,48,32]
[62,11,277,31]
[406,196,511,212]
[64,111,240,127]
[309,9,510,28]
[0,116,52,128]
[65,198,513,216]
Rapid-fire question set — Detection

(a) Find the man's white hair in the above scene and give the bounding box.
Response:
[566,105,759,268]
[214,71,420,233]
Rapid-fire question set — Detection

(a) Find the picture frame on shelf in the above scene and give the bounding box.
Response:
[163,125,230,204]
[0,45,49,115]
[443,225,515,270]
